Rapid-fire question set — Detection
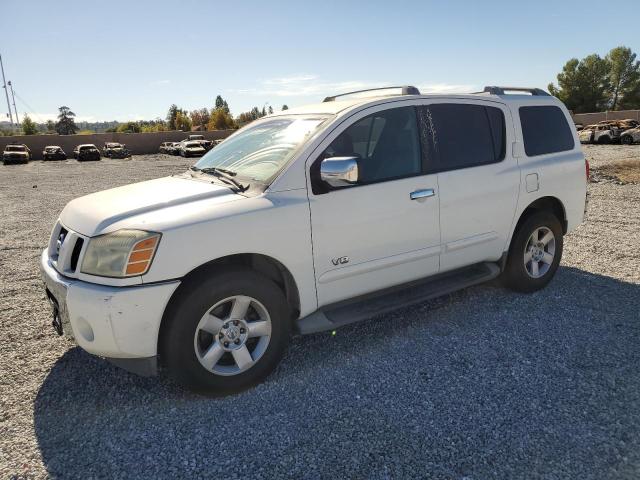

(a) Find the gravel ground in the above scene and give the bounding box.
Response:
[1,148,639,479]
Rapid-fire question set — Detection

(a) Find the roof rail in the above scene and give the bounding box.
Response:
[481,86,550,96]
[323,85,421,102]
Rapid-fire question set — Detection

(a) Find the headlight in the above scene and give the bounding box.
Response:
[81,230,161,278]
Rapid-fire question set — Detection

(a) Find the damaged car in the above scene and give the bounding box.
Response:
[2,143,31,164]
[73,144,101,161]
[621,127,640,145]
[179,140,206,158]
[42,146,67,161]
[103,143,131,159]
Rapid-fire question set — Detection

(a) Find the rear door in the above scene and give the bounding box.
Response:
[418,100,520,271]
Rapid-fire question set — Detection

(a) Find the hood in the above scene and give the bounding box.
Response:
[60,176,240,236]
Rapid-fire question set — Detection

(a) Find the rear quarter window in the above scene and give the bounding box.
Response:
[519,106,574,156]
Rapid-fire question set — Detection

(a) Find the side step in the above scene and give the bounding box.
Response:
[296,262,501,335]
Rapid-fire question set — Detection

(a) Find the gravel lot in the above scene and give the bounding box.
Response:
[1,147,639,479]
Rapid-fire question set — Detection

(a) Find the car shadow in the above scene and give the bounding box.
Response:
[33,266,640,478]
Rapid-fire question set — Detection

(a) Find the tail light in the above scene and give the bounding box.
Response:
[585,159,590,181]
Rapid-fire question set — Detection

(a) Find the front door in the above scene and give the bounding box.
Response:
[307,104,441,307]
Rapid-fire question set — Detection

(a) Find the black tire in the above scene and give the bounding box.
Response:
[502,211,563,293]
[161,268,291,395]
[621,135,633,145]
[597,135,611,145]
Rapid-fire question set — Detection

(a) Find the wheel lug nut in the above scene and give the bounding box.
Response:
[234,339,241,345]
[224,341,229,347]
[240,328,246,334]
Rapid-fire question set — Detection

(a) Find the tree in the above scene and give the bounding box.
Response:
[166,104,179,130]
[45,120,56,133]
[282,105,289,111]
[606,46,640,110]
[174,111,192,131]
[22,115,38,135]
[268,105,274,115]
[548,54,610,113]
[214,95,230,114]
[190,108,210,130]
[208,109,236,130]
[55,106,78,135]
[116,121,141,133]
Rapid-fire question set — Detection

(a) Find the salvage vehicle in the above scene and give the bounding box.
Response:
[578,124,622,144]
[179,140,206,158]
[199,139,214,152]
[73,144,101,161]
[166,142,181,155]
[621,127,640,145]
[103,142,131,159]
[41,85,587,394]
[2,143,31,164]
[42,146,67,161]
[159,142,173,154]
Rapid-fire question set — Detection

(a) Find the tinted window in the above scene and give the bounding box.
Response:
[520,106,574,156]
[322,106,421,184]
[419,103,505,172]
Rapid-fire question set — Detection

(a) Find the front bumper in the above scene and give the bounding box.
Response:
[39,250,180,375]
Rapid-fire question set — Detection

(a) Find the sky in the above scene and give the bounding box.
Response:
[2,0,639,123]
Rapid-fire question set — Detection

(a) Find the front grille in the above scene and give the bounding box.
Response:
[48,221,87,277]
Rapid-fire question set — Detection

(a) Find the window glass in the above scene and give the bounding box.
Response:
[519,106,574,156]
[322,106,421,184]
[420,103,505,172]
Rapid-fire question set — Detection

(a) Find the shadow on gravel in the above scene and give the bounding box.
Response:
[33,267,640,479]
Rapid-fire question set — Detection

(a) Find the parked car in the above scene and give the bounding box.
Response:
[2,143,31,164]
[40,85,587,394]
[42,146,67,161]
[179,140,206,157]
[73,144,101,161]
[199,140,214,152]
[159,142,173,154]
[166,142,182,155]
[620,127,640,145]
[578,124,623,144]
[103,142,131,159]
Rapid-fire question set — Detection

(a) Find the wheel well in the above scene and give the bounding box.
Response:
[514,196,567,237]
[157,254,301,357]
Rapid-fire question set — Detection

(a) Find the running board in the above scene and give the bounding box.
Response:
[296,262,501,335]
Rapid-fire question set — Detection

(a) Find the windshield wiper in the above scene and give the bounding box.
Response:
[190,166,249,192]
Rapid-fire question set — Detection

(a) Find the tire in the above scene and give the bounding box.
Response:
[161,268,291,395]
[502,211,563,293]
[621,135,633,145]
[597,135,611,145]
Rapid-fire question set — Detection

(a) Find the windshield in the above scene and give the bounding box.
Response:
[6,146,26,152]
[186,142,202,148]
[194,115,328,183]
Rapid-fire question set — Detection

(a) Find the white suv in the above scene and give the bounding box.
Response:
[40,86,587,394]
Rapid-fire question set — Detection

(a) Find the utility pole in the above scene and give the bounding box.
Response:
[8,81,19,125]
[0,54,14,126]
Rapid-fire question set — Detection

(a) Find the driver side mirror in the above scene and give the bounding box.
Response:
[320,156,359,188]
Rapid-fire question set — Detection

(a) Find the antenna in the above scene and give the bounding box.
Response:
[0,54,14,126]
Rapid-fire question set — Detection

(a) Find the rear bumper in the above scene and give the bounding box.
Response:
[39,250,180,375]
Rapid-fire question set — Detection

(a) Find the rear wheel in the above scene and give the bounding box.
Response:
[502,211,563,293]
[621,135,633,145]
[161,268,291,395]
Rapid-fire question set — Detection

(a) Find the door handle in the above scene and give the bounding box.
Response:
[410,189,435,200]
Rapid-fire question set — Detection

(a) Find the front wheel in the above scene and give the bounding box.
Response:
[502,211,563,293]
[161,268,291,395]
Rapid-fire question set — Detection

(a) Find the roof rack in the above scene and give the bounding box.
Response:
[323,85,421,102]
[479,86,550,96]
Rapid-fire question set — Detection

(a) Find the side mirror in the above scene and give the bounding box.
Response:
[320,156,359,187]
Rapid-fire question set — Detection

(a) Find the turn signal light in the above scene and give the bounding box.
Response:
[125,235,160,275]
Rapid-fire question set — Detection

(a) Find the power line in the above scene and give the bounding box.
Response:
[0,54,14,125]
[13,90,46,124]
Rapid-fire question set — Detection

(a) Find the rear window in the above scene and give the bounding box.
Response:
[419,103,505,172]
[519,106,574,156]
